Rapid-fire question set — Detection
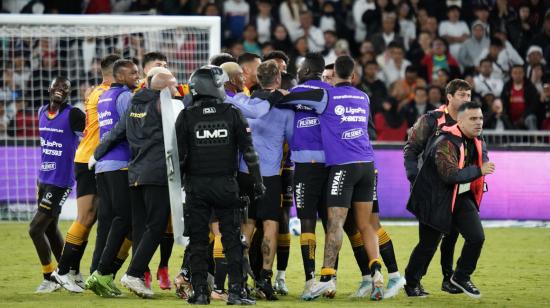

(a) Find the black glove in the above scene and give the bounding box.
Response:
[253,182,266,200]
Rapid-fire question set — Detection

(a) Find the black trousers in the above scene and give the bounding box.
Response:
[96,171,132,275]
[127,185,171,277]
[90,174,115,274]
[405,193,485,286]
[185,175,244,292]
[440,225,460,278]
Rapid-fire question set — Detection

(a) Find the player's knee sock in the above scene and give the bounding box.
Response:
[59,222,89,275]
[213,235,227,291]
[369,258,382,275]
[320,267,335,282]
[276,233,290,274]
[111,237,132,276]
[300,232,316,281]
[42,262,56,280]
[159,233,174,268]
[71,240,87,274]
[378,228,398,274]
[348,231,371,276]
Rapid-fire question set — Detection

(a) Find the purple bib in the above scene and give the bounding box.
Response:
[97,86,131,162]
[321,85,375,166]
[38,105,79,187]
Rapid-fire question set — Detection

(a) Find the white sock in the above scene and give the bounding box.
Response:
[276,270,286,280]
[388,272,401,280]
[362,275,373,282]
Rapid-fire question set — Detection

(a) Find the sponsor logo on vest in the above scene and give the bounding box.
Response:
[333,94,366,101]
[98,110,112,119]
[40,138,63,148]
[330,170,345,195]
[297,117,320,128]
[99,118,114,127]
[39,127,64,133]
[130,112,147,118]
[203,107,216,114]
[196,129,228,139]
[40,162,56,171]
[334,105,345,115]
[342,128,364,139]
[295,182,304,208]
[340,115,367,123]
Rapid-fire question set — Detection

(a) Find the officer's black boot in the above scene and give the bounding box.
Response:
[442,271,463,294]
[256,269,278,301]
[227,284,256,305]
[188,285,211,305]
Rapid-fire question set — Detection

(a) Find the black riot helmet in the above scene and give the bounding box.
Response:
[189,65,228,101]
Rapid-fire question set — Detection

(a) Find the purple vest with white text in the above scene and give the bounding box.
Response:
[97,86,131,162]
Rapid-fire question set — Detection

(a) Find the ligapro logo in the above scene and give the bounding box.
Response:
[342,128,364,139]
[334,105,345,115]
[297,117,320,128]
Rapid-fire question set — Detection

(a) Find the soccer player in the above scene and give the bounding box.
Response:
[85,59,139,297]
[51,54,120,292]
[403,79,487,295]
[239,60,294,301]
[31,76,85,293]
[220,61,245,97]
[238,52,262,94]
[405,102,493,299]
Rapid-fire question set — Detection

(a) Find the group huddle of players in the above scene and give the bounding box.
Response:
[30,48,477,304]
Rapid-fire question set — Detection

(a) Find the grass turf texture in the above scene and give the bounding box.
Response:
[1,221,549,307]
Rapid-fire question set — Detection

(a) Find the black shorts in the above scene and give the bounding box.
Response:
[326,162,375,208]
[37,183,71,216]
[372,169,379,213]
[237,173,282,221]
[281,167,294,208]
[294,163,330,220]
[75,162,97,197]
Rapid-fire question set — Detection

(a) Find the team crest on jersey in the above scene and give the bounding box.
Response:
[334,105,345,115]
[203,107,216,114]
[341,128,364,140]
[297,117,320,128]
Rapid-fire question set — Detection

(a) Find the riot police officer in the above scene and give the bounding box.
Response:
[175,66,265,305]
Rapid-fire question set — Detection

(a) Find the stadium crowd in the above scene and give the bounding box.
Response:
[2,0,550,140]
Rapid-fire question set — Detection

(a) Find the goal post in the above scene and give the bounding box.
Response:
[0,14,221,220]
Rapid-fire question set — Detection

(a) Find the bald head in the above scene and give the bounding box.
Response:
[147,67,176,90]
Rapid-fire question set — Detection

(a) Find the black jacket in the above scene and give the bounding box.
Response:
[94,88,168,186]
[407,129,483,234]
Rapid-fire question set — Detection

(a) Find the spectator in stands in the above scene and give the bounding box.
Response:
[30,51,60,108]
[438,5,470,60]
[525,45,547,78]
[432,68,450,89]
[507,4,536,57]
[318,2,345,33]
[322,30,338,65]
[397,1,416,50]
[371,11,404,55]
[382,42,410,87]
[472,4,491,37]
[540,75,550,130]
[353,0,375,43]
[8,98,38,138]
[392,65,427,105]
[530,10,550,64]
[428,85,444,107]
[474,57,504,98]
[402,86,436,127]
[407,31,432,67]
[279,0,306,42]
[489,0,517,35]
[419,16,438,40]
[530,63,544,96]
[261,43,275,58]
[288,36,308,74]
[357,60,387,114]
[458,21,489,74]
[0,103,8,138]
[12,52,31,90]
[202,2,221,15]
[253,0,275,44]
[295,11,325,53]
[228,41,245,58]
[420,37,460,84]
[476,36,524,82]
[484,98,515,130]
[501,64,540,129]
[242,24,261,56]
[271,24,293,55]
[374,97,408,141]
[224,0,250,42]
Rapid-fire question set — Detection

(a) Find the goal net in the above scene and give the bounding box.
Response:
[0,14,220,220]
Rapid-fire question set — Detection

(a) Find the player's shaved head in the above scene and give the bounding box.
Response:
[209,53,237,66]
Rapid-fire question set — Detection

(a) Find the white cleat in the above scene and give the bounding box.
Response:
[274,278,289,295]
[384,274,406,299]
[303,279,336,301]
[350,278,374,298]
[69,270,86,290]
[121,274,154,299]
[301,279,315,300]
[51,270,84,293]
[35,279,61,293]
[371,270,384,301]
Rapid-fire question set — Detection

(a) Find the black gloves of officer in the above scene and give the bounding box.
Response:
[253,182,266,200]
[243,147,266,200]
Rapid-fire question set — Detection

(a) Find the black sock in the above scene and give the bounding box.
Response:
[300,233,316,281]
[58,242,81,275]
[43,272,52,280]
[214,257,228,291]
[159,234,174,268]
[378,228,398,273]
[71,240,87,274]
[276,233,290,272]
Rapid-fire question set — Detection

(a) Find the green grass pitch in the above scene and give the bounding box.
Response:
[1,221,549,307]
